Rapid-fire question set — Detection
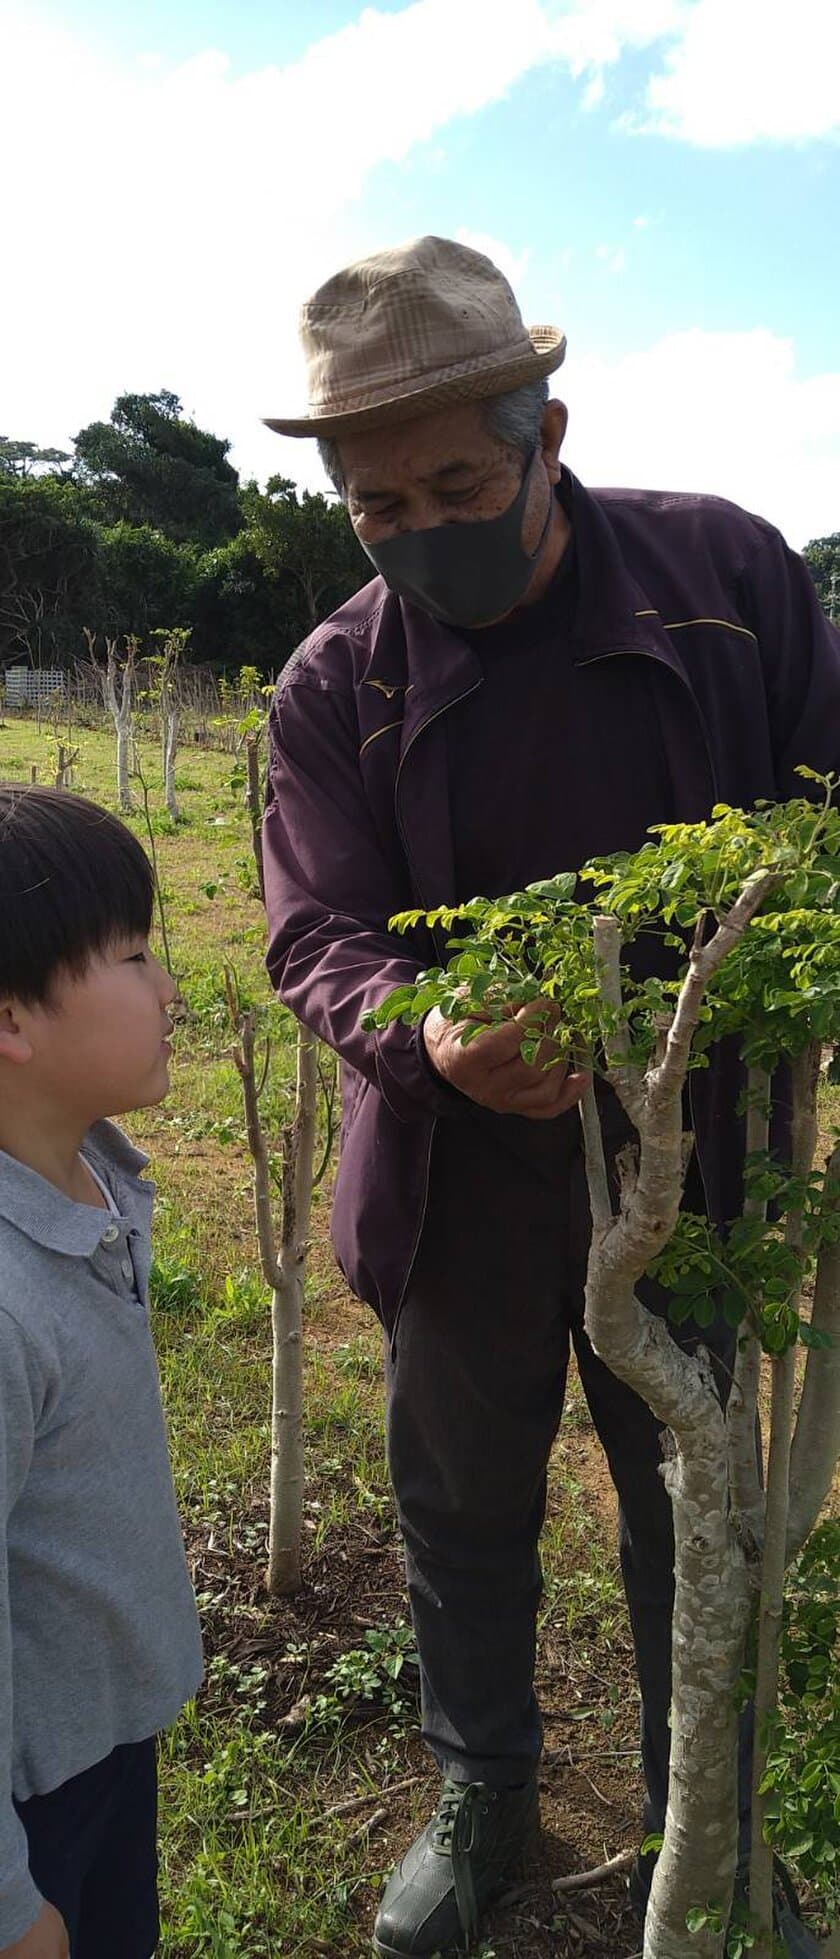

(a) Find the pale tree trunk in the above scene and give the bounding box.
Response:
[54,743,79,790]
[726,1066,770,1557]
[90,632,135,813]
[162,698,179,821]
[229,995,319,1597]
[245,734,265,902]
[787,1139,840,1559]
[749,1043,821,1957]
[583,899,840,1957]
[580,1073,752,1959]
[159,643,180,822]
[582,885,776,1959]
[268,1027,318,1594]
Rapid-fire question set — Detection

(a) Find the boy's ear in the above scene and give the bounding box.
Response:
[0,1004,34,1067]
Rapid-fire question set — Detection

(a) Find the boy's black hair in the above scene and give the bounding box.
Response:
[0,786,154,1005]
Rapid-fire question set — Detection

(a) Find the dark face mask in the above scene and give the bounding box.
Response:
[359,447,554,628]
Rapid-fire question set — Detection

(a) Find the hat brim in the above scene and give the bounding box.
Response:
[263,333,566,439]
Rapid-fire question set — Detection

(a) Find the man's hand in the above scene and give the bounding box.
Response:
[422,1000,588,1119]
[2,1904,69,1959]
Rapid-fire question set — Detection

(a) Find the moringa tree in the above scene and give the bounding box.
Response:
[367,773,840,1958]
[228,990,319,1596]
[85,628,137,813]
[149,626,190,823]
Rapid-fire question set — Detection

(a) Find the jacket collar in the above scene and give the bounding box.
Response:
[0,1120,151,1256]
[360,466,693,744]
[560,468,683,664]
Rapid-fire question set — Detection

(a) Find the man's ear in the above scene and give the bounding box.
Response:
[540,399,568,486]
[0,1004,34,1067]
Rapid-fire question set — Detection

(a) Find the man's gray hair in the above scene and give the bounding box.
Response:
[317,377,550,499]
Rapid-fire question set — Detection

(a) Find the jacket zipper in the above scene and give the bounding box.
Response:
[387,683,483,1356]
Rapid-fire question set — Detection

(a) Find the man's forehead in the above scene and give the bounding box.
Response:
[347,453,490,494]
[338,403,499,490]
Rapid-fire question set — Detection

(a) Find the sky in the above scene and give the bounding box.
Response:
[1,0,839,548]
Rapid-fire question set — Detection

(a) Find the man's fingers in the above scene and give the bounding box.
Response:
[504,1068,589,1115]
[483,1034,568,1088]
[460,1005,565,1072]
[512,998,562,1027]
[426,998,585,1121]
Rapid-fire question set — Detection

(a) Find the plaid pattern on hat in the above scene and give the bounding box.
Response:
[264,235,566,438]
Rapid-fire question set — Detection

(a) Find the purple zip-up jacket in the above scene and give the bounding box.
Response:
[263,470,840,1334]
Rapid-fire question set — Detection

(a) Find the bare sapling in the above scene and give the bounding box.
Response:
[132,750,175,978]
[245,733,265,902]
[151,627,190,823]
[47,686,78,788]
[85,628,137,812]
[54,743,79,789]
[366,773,840,1958]
[229,676,276,902]
[227,975,319,1596]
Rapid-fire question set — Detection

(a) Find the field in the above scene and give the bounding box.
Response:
[1,712,836,1959]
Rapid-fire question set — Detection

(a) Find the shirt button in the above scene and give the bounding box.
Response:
[120,1258,134,1282]
[100,1224,120,1245]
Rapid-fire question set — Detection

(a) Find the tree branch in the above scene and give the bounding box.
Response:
[592,914,647,1126]
[652,872,778,1109]
[726,1064,770,1561]
[578,1071,613,1231]
[787,1140,840,1561]
[749,1040,821,1957]
[227,990,281,1291]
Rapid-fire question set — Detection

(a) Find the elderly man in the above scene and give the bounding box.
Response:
[262,236,840,1958]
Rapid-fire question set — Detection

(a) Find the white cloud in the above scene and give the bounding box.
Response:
[640,0,840,145]
[582,71,606,110]
[595,244,628,273]
[563,328,840,547]
[0,0,836,550]
[0,0,682,487]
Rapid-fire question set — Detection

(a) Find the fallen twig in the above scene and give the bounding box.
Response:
[552,1847,635,1893]
[346,1803,387,1846]
[322,1773,419,1820]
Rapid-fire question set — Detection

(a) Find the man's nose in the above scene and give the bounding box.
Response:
[392,498,456,535]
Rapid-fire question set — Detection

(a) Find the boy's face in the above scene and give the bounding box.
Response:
[3,937,177,1123]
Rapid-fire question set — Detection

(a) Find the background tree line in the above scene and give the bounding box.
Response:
[0,392,369,675]
[1,393,837,678]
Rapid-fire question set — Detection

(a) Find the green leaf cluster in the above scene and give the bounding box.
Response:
[648,1150,840,1356]
[366,781,840,1088]
[365,779,840,1365]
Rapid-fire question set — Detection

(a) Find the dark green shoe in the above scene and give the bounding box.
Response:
[372,1775,539,1958]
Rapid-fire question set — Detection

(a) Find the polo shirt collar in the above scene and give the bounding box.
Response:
[0,1120,151,1256]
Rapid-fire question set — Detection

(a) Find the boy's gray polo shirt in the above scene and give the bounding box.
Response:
[0,1122,202,1944]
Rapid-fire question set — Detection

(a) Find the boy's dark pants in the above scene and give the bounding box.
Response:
[385,1114,752,1841]
[15,1740,158,1957]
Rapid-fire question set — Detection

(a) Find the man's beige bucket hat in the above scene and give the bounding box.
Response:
[264,234,566,439]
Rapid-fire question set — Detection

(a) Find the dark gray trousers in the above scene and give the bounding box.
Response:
[385,1110,752,1840]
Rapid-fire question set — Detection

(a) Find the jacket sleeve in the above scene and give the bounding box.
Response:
[738,529,840,794]
[263,672,461,1122]
[0,1314,46,1947]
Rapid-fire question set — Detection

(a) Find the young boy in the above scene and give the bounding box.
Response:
[0,786,203,1957]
